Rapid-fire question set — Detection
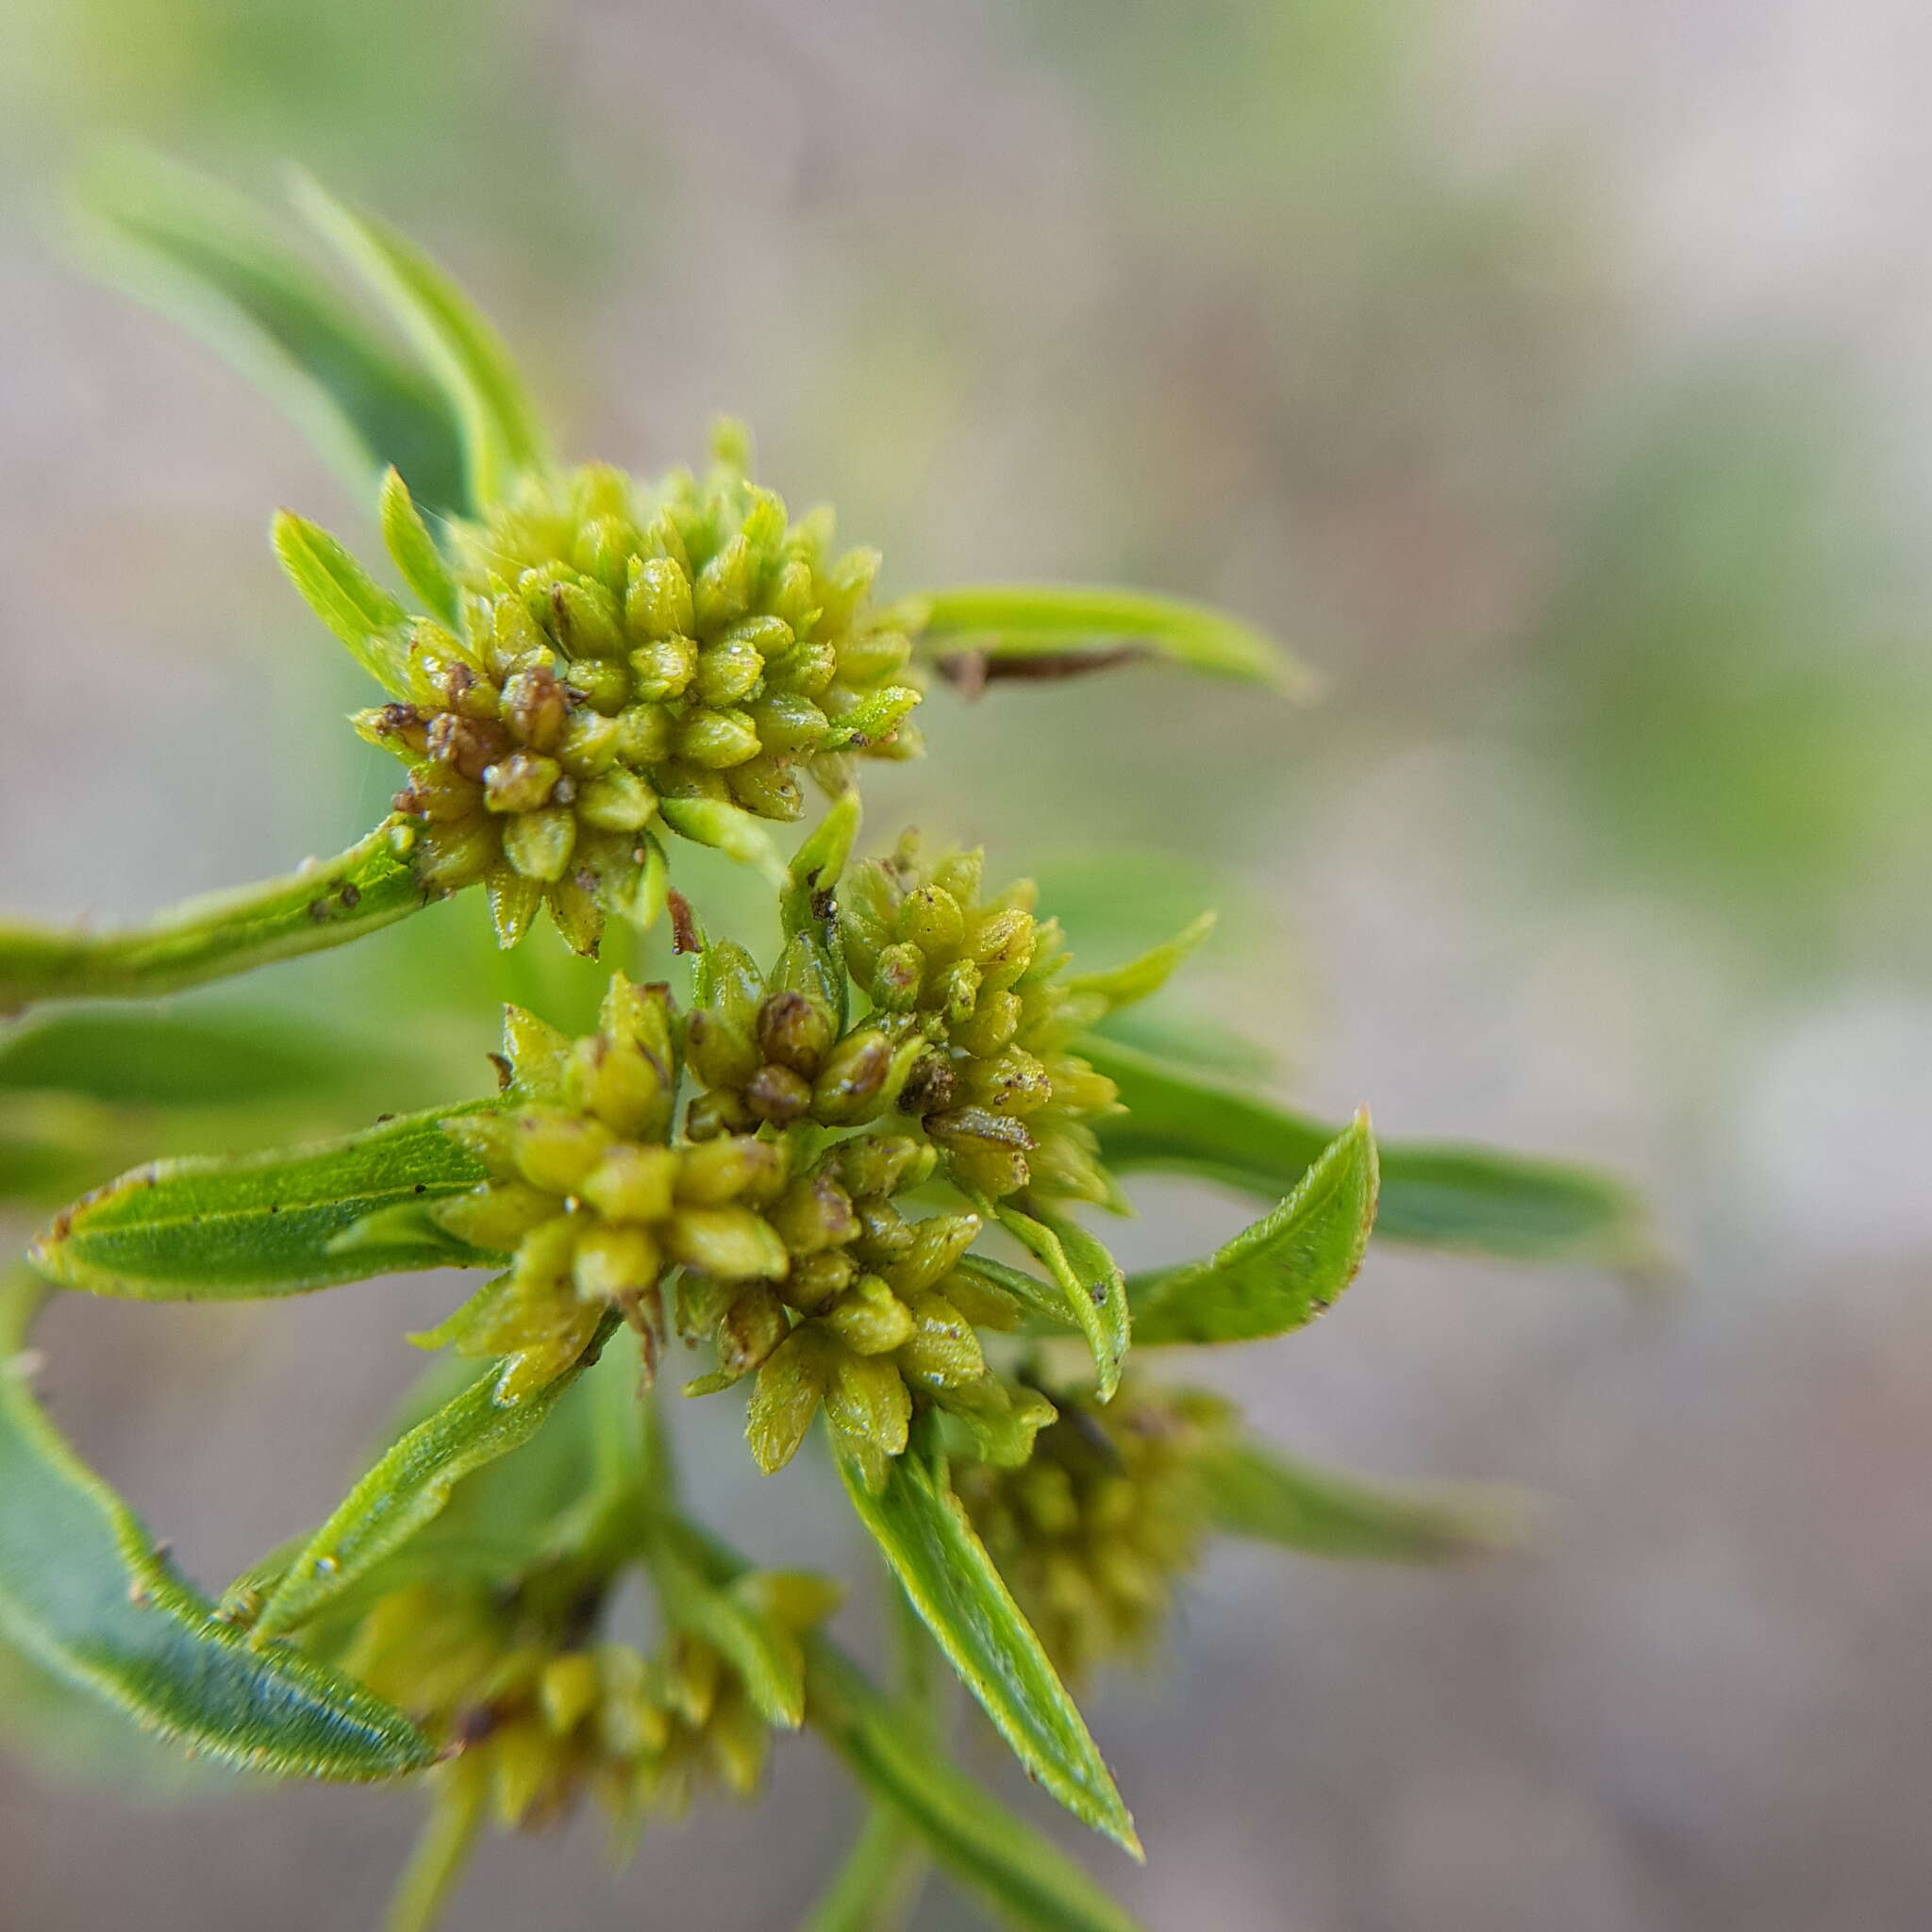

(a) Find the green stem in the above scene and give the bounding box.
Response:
[0,820,436,1012]
[801,1805,930,1932]
[386,1759,489,1932]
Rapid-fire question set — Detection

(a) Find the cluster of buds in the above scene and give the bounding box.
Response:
[839,835,1121,1203]
[429,977,1056,1474]
[432,976,792,1402]
[336,1562,835,1836]
[958,1380,1236,1681]
[290,425,923,954]
[689,1133,1055,1476]
[682,931,912,1139]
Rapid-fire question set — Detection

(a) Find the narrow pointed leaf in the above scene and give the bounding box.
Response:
[71,150,470,516]
[988,1202,1130,1399]
[807,1641,1146,1931]
[1129,1111,1377,1345]
[951,1253,1084,1333]
[911,584,1308,692]
[273,509,411,692]
[835,1420,1138,1855]
[1197,1438,1534,1561]
[0,1006,363,1108]
[250,1322,616,1643]
[294,175,550,510]
[0,1277,434,1779]
[378,465,461,627]
[1084,1036,1655,1273]
[1066,911,1214,1013]
[28,1100,506,1301]
[0,822,434,1013]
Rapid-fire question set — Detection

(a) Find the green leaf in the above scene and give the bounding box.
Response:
[1083,1036,1656,1272]
[249,1324,615,1644]
[293,174,550,512]
[1130,1112,1377,1345]
[0,1005,364,1108]
[808,1641,1146,1932]
[1197,1438,1534,1561]
[802,1807,929,1932]
[273,509,411,693]
[986,1202,1130,1400]
[835,1418,1139,1856]
[70,150,471,518]
[950,1253,1085,1333]
[910,584,1309,693]
[28,1100,505,1301]
[378,465,461,628]
[781,790,862,941]
[0,822,435,1013]
[0,1276,434,1780]
[1066,912,1214,1013]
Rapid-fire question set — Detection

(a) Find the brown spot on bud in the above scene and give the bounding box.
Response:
[426,711,510,781]
[898,1051,958,1118]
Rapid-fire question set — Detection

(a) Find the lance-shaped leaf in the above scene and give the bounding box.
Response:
[986,1201,1130,1401]
[379,464,461,628]
[28,1100,506,1301]
[951,1252,1085,1334]
[294,174,550,512]
[835,1419,1139,1856]
[1129,1112,1377,1346]
[1084,1036,1656,1273]
[0,822,435,1013]
[1196,1437,1534,1562]
[910,583,1309,693]
[1065,911,1215,1014]
[248,1320,618,1644]
[807,1640,1146,1931]
[0,1277,433,1780]
[0,1005,365,1108]
[71,150,470,517]
[273,509,411,694]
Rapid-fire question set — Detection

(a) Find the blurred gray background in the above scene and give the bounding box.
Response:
[3,1,1932,1927]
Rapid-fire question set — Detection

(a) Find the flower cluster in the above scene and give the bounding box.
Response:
[838,834,1121,1203]
[713,1133,1056,1477]
[682,931,909,1140]
[297,427,923,955]
[337,1563,835,1834]
[958,1380,1235,1681]
[430,973,1060,1471]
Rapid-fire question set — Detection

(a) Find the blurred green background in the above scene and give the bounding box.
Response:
[3,2,1931,1927]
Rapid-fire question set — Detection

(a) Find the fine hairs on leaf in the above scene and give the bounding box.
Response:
[0,158,1653,1932]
